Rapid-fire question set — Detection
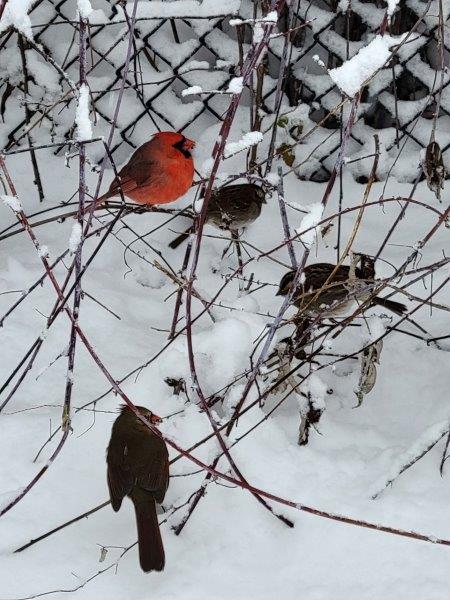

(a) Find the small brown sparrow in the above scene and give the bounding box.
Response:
[276,260,406,317]
[169,182,266,249]
[106,405,169,572]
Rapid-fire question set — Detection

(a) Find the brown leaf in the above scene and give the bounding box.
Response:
[277,143,295,167]
[423,141,446,202]
[355,340,383,405]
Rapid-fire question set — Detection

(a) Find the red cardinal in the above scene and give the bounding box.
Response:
[99,131,195,206]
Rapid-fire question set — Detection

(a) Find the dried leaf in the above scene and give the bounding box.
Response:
[277,143,295,167]
[355,340,383,405]
[99,546,108,563]
[423,141,446,202]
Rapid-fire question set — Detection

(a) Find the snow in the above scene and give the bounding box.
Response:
[224,131,264,158]
[386,0,400,17]
[2,194,22,213]
[75,84,93,142]
[263,11,278,23]
[295,202,324,246]
[77,0,93,20]
[1,143,450,600]
[370,421,450,499]
[0,0,33,39]
[178,60,210,74]
[1,8,450,600]
[227,76,244,94]
[37,244,49,258]
[366,315,386,342]
[69,222,83,254]
[329,35,401,97]
[253,22,264,44]
[181,85,203,97]
[266,171,280,186]
[301,373,328,411]
[114,0,241,20]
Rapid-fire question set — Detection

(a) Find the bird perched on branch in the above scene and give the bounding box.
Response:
[98,131,195,207]
[276,257,406,317]
[106,405,169,573]
[168,182,266,249]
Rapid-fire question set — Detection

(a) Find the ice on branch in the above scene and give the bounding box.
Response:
[227,77,243,94]
[224,131,263,158]
[2,194,22,213]
[69,222,83,254]
[296,203,323,247]
[75,84,92,141]
[0,0,34,39]
[77,0,93,20]
[182,85,203,97]
[329,35,400,97]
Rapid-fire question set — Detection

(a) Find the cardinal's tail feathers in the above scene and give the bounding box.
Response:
[133,497,165,573]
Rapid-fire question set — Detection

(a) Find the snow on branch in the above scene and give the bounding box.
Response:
[75,84,92,141]
[329,34,402,97]
[77,0,93,21]
[224,131,263,158]
[0,0,34,39]
[1,194,22,213]
[371,421,450,499]
[295,203,324,247]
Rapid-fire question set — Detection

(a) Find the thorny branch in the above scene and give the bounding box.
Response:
[0,1,449,596]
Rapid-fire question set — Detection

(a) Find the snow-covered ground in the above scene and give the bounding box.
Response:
[1,1,450,598]
[1,114,449,599]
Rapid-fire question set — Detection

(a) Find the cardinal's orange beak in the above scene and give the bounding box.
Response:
[150,413,163,424]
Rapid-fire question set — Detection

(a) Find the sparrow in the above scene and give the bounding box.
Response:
[276,259,406,317]
[106,405,169,572]
[168,182,266,249]
[99,131,195,206]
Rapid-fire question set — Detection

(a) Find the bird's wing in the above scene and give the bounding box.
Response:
[107,454,134,512]
[135,445,169,503]
[107,158,162,197]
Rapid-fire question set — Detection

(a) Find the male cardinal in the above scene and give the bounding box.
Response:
[106,405,169,573]
[169,182,266,249]
[277,257,406,317]
[99,131,195,206]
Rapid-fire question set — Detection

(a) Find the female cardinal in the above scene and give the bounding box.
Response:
[277,256,406,317]
[169,182,266,249]
[99,131,195,206]
[106,405,169,573]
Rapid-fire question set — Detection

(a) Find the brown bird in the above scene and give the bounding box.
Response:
[106,405,169,573]
[169,182,266,249]
[276,260,406,317]
[99,131,195,207]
